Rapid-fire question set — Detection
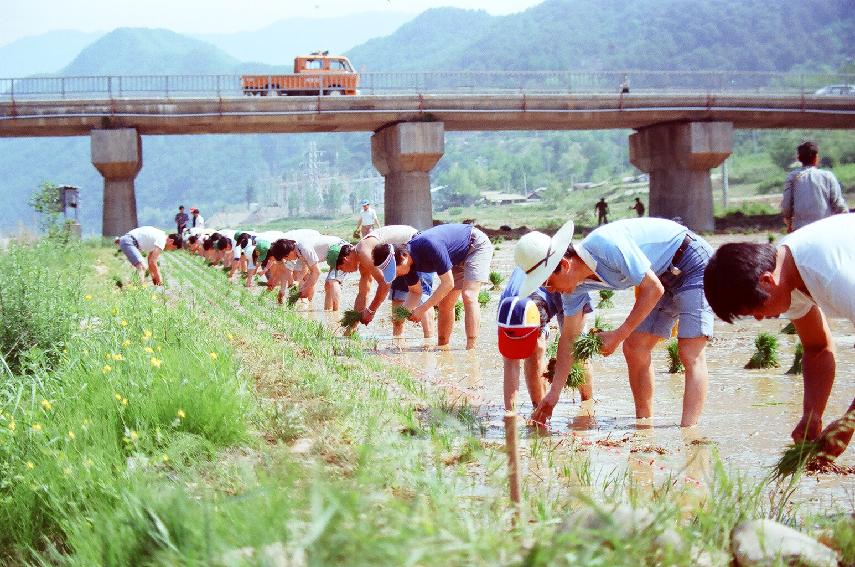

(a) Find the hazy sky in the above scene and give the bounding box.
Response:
[2,0,544,46]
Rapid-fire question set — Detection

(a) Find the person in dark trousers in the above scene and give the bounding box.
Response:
[630,197,645,217]
[595,198,609,225]
[781,140,846,233]
[175,205,189,234]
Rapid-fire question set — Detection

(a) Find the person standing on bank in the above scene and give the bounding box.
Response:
[595,198,609,225]
[514,218,714,428]
[116,226,179,286]
[372,223,494,350]
[175,205,189,235]
[782,140,846,233]
[703,214,854,464]
[356,199,381,238]
[630,197,645,217]
[191,208,205,229]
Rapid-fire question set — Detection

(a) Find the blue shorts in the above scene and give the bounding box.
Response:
[119,234,144,267]
[390,271,433,303]
[636,233,714,339]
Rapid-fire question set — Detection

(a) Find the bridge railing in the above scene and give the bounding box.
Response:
[1,71,852,100]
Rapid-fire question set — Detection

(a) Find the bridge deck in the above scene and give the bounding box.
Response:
[1,94,853,137]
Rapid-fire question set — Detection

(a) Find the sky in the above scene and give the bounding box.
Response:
[2,0,544,47]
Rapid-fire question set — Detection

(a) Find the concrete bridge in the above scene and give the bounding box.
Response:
[2,76,854,235]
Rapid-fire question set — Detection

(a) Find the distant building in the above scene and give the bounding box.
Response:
[480,191,529,205]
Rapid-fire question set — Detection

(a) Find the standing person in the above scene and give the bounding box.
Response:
[175,205,189,235]
[116,226,179,286]
[782,140,847,233]
[514,218,714,428]
[703,214,854,464]
[620,74,630,94]
[499,266,594,414]
[356,199,381,238]
[630,197,645,217]
[372,223,493,350]
[595,198,609,225]
[329,225,434,340]
[191,208,205,229]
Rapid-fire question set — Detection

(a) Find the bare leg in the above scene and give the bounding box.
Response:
[523,337,547,407]
[324,280,341,311]
[437,290,461,347]
[391,299,405,338]
[578,361,593,402]
[623,331,661,420]
[678,336,709,427]
[460,281,482,350]
[503,356,520,412]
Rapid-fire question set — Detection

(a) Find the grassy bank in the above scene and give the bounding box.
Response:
[0,240,852,565]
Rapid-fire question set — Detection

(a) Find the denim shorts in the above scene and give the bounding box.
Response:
[451,228,494,289]
[119,234,144,267]
[390,271,433,303]
[636,233,714,339]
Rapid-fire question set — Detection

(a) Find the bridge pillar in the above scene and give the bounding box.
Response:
[91,128,142,237]
[371,122,444,230]
[629,122,732,233]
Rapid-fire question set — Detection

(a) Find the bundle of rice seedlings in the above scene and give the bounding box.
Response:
[597,289,615,309]
[666,339,684,374]
[546,336,559,359]
[780,321,796,335]
[542,358,586,389]
[340,310,362,327]
[745,332,780,369]
[287,285,301,306]
[113,276,124,288]
[573,330,603,361]
[392,305,412,322]
[785,342,804,375]
[593,315,613,331]
[767,233,777,244]
[477,290,490,307]
[772,440,822,480]
[454,300,463,321]
[489,271,504,290]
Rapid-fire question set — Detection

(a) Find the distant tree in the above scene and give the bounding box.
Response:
[768,135,800,170]
[323,178,344,214]
[28,181,62,232]
[245,181,257,208]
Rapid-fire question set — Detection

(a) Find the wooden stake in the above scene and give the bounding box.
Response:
[504,411,521,514]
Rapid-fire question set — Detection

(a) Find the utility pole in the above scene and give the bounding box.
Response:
[721,158,729,209]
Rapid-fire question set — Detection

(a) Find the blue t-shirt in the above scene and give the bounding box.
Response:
[403,224,473,286]
[501,267,589,326]
[560,218,686,316]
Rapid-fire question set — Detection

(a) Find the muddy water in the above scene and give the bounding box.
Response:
[298,234,854,510]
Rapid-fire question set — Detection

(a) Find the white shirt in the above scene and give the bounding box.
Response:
[128,226,167,252]
[780,213,855,323]
[192,215,205,229]
[291,234,346,271]
[363,224,417,245]
[359,207,380,226]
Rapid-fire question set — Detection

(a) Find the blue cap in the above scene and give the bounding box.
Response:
[360,199,370,206]
[378,247,397,283]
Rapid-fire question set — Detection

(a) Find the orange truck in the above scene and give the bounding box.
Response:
[241,51,359,96]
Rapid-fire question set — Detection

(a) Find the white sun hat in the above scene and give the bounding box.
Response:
[514,220,575,298]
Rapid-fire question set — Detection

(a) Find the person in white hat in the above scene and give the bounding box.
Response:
[356,199,381,238]
[514,218,714,428]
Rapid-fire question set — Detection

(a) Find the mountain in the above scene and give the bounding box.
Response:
[0,30,104,78]
[196,11,415,67]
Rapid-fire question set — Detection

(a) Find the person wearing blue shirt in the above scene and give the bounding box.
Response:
[514,218,714,428]
[372,223,494,349]
[499,267,593,414]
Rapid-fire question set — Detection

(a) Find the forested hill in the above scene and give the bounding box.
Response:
[348,0,854,72]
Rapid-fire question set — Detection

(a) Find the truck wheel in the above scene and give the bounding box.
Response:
[325,89,343,96]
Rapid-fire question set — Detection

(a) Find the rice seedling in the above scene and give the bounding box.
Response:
[286,285,301,306]
[666,339,684,374]
[780,321,796,335]
[478,290,490,307]
[593,315,613,331]
[392,305,412,322]
[597,289,615,309]
[744,332,780,369]
[340,309,363,327]
[573,331,603,361]
[454,300,463,321]
[489,271,504,290]
[785,342,803,375]
[767,233,777,244]
[543,358,587,390]
[772,440,821,480]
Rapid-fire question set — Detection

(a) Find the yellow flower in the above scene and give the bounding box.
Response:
[161,454,170,463]
[121,397,128,406]
[156,346,161,352]
[120,320,128,327]
[8,421,15,431]
[41,399,53,411]
[63,466,72,476]
[67,431,76,440]
[84,458,93,468]
[143,329,153,339]
[209,352,218,360]
[26,461,34,469]
[144,347,154,354]
[128,430,139,442]
[31,423,42,432]
[150,357,162,368]
[102,364,112,374]
[226,333,234,341]
[121,339,131,347]
[111,353,124,361]
[111,307,119,315]
[84,294,92,301]
[114,393,122,401]
[176,409,186,419]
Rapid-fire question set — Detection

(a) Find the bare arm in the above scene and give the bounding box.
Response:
[411,271,453,321]
[148,248,162,286]
[792,305,836,442]
[531,310,586,424]
[598,270,664,355]
[301,264,321,296]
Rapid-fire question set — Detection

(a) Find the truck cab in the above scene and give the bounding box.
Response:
[241,51,359,96]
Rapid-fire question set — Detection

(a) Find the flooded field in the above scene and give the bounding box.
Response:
[299,233,854,512]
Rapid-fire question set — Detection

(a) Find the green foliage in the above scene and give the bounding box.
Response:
[785,342,804,375]
[666,339,684,374]
[744,332,780,369]
[477,290,490,307]
[573,331,603,361]
[286,285,301,306]
[391,305,412,322]
[340,309,362,327]
[488,271,504,290]
[596,289,615,309]
[780,321,796,335]
[772,440,821,480]
[28,181,62,233]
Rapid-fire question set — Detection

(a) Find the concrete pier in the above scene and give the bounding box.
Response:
[91,128,142,237]
[629,122,732,232]
[371,122,444,230]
